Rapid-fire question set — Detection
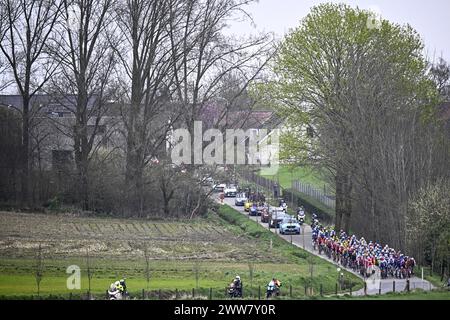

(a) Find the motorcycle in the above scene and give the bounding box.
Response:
[228,283,242,298]
[297,212,305,225]
[266,286,280,298]
[107,283,129,300]
[108,289,125,300]
[266,280,281,298]
[279,199,287,212]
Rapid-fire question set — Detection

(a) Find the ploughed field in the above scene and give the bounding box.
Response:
[0,211,270,261]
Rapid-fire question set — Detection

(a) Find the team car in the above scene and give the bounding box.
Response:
[279,218,301,235]
[234,193,248,206]
[256,204,266,216]
[213,183,226,192]
[244,200,253,212]
[249,204,259,216]
[224,184,238,197]
[268,209,290,228]
[261,207,271,223]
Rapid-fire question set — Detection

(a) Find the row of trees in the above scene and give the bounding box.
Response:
[0,0,273,216]
[266,4,449,274]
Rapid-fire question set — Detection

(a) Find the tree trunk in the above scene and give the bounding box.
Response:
[342,175,352,233]
[21,96,31,205]
[161,180,174,217]
[431,243,436,276]
[189,193,202,220]
[74,86,90,211]
[125,46,143,212]
[136,168,144,217]
[334,168,345,231]
[79,159,89,211]
[74,141,90,210]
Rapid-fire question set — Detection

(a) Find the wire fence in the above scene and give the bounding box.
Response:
[24,284,353,300]
[238,169,335,209]
[19,278,422,300]
[291,180,335,209]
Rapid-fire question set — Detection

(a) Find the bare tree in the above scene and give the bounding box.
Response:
[0,1,13,91]
[114,0,185,216]
[157,161,177,216]
[0,0,63,204]
[0,107,22,201]
[29,113,53,201]
[35,243,44,296]
[45,0,118,210]
[85,247,94,299]
[169,0,272,138]
[429,57,450,100]
[143,244,151,290]
[167,0,273,219]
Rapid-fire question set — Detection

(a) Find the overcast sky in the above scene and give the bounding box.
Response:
[227,0,450,63]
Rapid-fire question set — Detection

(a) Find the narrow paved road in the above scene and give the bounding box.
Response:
[219,195,434,296]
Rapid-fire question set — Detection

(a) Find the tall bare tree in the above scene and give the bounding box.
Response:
[47,0,117,210]
[0,0,63,204]
[0,1,12,91]
[0,4,11,92]
[167,0,273,218]
[35,243,44,296]
[114,0,185,216]
[429,57,450,101]
[169,0,272,137]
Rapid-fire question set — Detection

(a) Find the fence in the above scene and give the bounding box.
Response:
[291,180,335,209]
[238,170,277,196]
[43,278,418,300]
[97,283,354,300]
[238,169,335,223]
[238,170,335,209]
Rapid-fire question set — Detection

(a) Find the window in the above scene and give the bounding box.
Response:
[46,104,66,117]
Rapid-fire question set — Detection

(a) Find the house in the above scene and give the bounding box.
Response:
[0,94,120,171]
[1,94,295,171]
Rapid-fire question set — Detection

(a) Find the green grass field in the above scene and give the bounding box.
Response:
[0,206,362,299]
[258,165,329,190]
